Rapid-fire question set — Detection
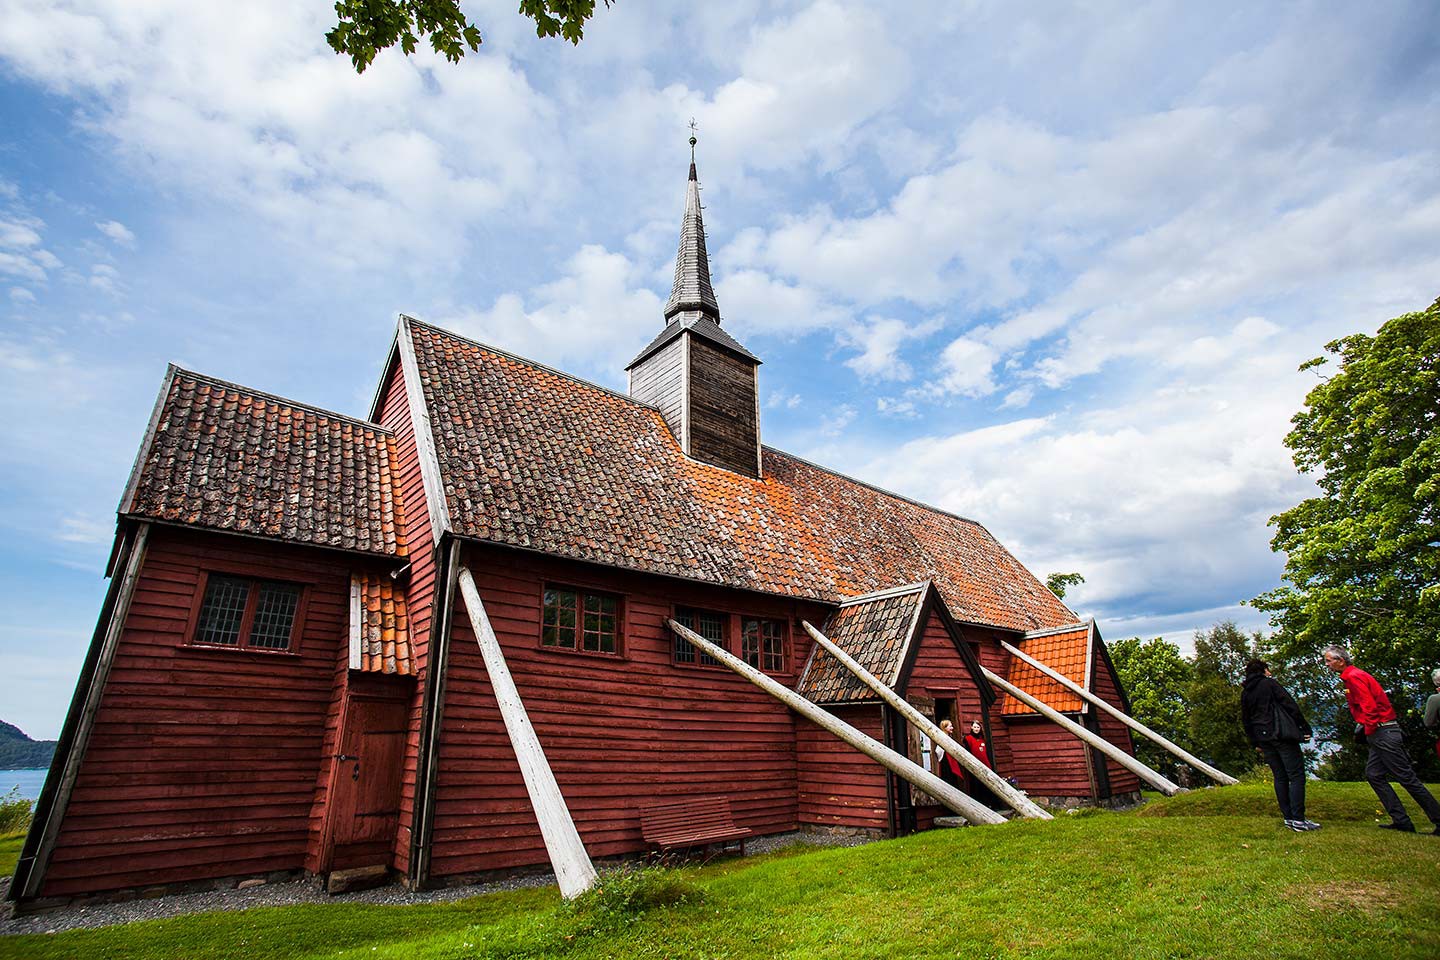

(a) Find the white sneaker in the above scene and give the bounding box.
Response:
[1283,819,1306,832]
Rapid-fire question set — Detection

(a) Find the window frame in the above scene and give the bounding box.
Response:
[740,616,787,673]
[671,605,732,669]
[185,569,308,655]
[539,583,625,658]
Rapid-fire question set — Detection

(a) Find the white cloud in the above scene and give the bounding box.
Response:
[766,390,802,410]
[849,337,1315,630]
[841,315,938,382]
[95,219,135,246]
[8,286,36,303]
[88,262,121,294]
[928,335,999,397]
[57,513,111,544]
[0,215,61,282]
[819,403,856,436]
[0,1,560,271]
[444,244,662,382]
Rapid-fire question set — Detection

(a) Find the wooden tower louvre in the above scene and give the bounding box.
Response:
[627,153,762,478]
[7,145,1156,911]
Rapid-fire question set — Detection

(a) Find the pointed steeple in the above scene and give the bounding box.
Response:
[663,136,721,322]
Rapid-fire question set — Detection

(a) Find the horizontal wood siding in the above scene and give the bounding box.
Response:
[41,528,360,897]
[628,337,685,444]
[374,357,438,871]
[969,628,1016,775]
[428,544,822,878]
[795,705,888,830]
[1003,718,1093,798]
[1089,644,1141,794]
[687,337,758,477]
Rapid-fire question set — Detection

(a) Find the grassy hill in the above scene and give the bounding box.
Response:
[0,722,55,771]
[1,782,1436,959]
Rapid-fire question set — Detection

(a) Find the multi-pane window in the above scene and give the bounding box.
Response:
[741,618,785,672]
[542,586,620,654]
[674,607,725,667]
[193,574,302,651]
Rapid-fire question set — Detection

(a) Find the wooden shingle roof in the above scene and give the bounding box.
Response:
[795,584,928,705]
[1001,622,1092,715]
[406,318,1073,633]
[121,367,407,557]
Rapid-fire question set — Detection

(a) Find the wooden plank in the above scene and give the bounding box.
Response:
[457,567,597,899]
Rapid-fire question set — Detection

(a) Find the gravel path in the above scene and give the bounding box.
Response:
[1,831,875,936]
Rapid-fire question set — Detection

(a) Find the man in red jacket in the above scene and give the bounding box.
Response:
[1324,645,1440,835]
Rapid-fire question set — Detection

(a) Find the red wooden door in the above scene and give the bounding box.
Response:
[325,696,407,869]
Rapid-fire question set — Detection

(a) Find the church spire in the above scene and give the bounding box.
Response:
[663,125,721,322]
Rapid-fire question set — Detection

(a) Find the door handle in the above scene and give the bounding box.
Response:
[337,754,358,761]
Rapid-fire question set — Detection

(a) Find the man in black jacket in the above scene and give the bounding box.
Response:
[1241,659,1317,831]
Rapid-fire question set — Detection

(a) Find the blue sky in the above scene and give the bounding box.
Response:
[1,1,1438,739]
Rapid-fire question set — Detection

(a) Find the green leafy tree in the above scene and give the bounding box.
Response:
[1252,297,1440,674]
[1108,636,1193,781]
[1186,621,1266,777]
[327,0,612,74]
[1045,572,1084,600]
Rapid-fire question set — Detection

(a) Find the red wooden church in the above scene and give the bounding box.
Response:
[9,157,1140,907]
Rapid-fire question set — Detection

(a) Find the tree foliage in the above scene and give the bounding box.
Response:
[1108,636,1193,780]
[1186,621,1266,777]
[1252,297,1440,674]
[327,0,611,74]
[1045,572,1085,600]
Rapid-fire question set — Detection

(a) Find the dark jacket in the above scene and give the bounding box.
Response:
[1241,674,1312,744]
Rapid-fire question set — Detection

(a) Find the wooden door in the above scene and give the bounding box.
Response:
[324,695,407,870]
[906,695,937,807]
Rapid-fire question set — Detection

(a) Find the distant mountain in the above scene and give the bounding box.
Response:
[0,721,56,770]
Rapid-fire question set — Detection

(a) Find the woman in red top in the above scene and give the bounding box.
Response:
[962,720,999,809]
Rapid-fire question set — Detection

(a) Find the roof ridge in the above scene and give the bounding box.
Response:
[837,580,931,606]
[1021,621,1090,640]
[170,366,392,434]
[403,315,662,413]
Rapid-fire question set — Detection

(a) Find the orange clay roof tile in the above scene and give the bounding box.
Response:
[1002,624,1092,715]
[409,319,1074,633]
[356,574,412,675]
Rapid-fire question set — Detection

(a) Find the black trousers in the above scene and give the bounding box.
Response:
[1260,741,1306,821]
[1366,725,1440,828]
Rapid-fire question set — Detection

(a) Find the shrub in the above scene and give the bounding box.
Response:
[568,865,702,930]
[0,787,34,834]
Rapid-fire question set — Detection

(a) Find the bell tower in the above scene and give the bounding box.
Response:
[627,135,762,478]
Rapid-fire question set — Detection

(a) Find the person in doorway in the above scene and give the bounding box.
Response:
[933,719,964,788]
[1240,659,1317,831]
[962,720,1000,809]
[1425,668,1440,762]
[1323,645,1440,835]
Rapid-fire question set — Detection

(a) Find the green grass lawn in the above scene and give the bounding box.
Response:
[0,833,24,878]
[3,782,1437,960]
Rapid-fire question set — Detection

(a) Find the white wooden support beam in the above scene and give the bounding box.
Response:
[457,567,597,899]
[1001,639,1237,786]
[802,621,1051,821]
[981,666,1183,796]
[667,619,1005,826]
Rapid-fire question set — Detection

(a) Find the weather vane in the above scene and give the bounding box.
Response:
[688,117,698,157]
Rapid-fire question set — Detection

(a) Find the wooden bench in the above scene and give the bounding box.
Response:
[639,796,751,857]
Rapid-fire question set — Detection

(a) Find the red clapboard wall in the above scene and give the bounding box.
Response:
[795,705,889,831]
[40,527,362,897]
[424,542,825,879]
